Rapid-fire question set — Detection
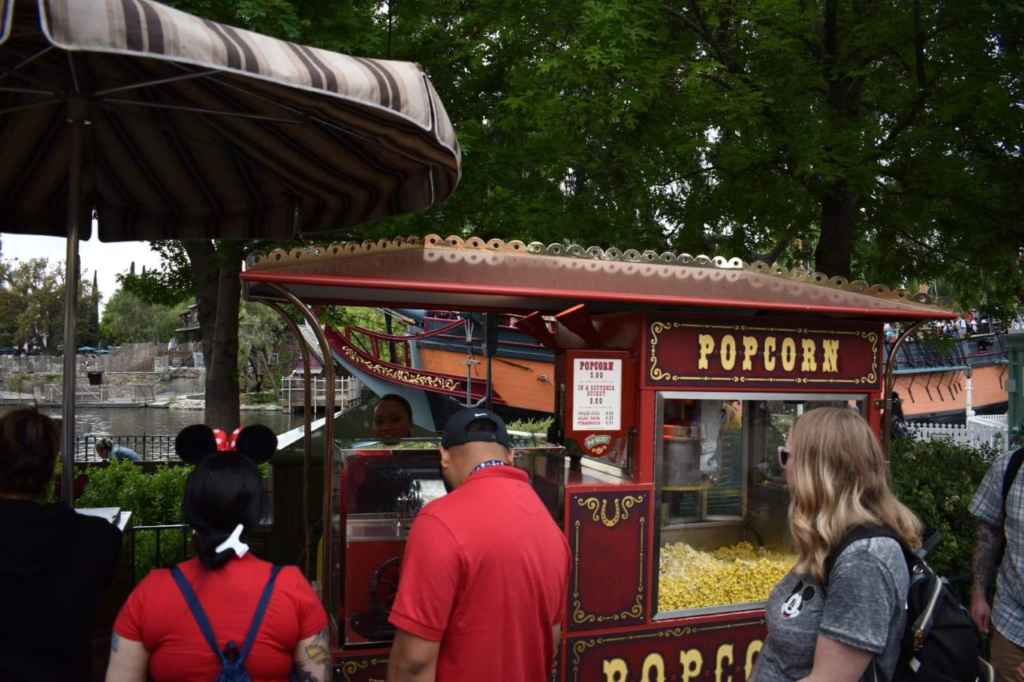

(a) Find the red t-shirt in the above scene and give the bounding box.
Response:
[114,554,327,682]
[389,466,570,681]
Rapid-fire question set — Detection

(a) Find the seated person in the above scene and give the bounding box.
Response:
[96,438,141,463]
[373,394,414,442]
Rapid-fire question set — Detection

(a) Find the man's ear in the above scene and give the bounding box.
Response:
[439,445,452,470]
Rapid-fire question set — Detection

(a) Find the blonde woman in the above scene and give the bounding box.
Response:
[752,407,921,682]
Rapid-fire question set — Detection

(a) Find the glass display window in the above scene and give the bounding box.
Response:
[653,392,867,619]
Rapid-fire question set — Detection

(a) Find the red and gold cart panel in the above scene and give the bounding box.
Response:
[566,485,654,633]
[566,615,765,682]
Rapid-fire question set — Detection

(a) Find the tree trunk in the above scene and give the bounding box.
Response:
[814,182,855,279]
[183,241,219,395]
[205,243,244,430]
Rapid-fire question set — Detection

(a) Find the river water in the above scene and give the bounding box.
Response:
[0,403,382,440]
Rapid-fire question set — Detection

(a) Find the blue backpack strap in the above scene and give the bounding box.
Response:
[237,565,284,666]
[171,566,228,666]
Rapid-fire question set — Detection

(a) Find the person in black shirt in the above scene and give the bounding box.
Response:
[0,406,122,682]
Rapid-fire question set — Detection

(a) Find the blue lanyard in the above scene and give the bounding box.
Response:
[470,460,508,477]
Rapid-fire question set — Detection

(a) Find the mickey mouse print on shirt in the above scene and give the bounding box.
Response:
[781,580,816,619]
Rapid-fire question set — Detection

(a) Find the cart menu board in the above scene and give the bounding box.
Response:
[572,358,622,431]
[646,317,881,390]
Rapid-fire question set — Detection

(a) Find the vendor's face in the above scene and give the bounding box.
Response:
[374,400,412,440]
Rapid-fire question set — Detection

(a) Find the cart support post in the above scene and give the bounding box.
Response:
[259,301,314,578]
[60,104,85,508]
[266,284,337,638]
[881,320,927,461]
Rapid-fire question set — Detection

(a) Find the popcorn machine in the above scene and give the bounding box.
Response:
[242,234,955,681]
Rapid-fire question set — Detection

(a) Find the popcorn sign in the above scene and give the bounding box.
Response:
[573,358,622,431]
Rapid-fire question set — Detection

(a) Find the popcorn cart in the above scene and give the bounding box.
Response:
[242,235,955,681]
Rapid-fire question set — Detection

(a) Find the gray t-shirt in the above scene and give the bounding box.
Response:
[752,537,909,682]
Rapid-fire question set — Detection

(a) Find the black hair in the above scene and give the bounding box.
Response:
[0,406,60,497]
[182,452,265,570]
[376,394,413,422]
[466,418,498,433]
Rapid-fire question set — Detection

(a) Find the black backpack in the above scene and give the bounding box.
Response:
[826,525,996,682]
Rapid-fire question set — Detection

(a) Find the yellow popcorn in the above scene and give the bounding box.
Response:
[658,541,796,612]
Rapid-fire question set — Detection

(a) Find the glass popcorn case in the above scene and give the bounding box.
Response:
[654,392,868,617]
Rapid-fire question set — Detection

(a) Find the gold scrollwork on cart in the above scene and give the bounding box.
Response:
[571,504,647,626]
[576,495,644,528]
[648,321,879,385]
[338,657,387,682]
[340,346,462,392]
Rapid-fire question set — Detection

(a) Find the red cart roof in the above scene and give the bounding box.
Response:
[242,235,956,321]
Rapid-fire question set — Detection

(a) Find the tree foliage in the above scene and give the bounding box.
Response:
[100,289,186,345]
[364,0,1023,313]
[0,258,98,351]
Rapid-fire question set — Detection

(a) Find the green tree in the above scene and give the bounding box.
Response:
[100,289,185,345]
[366,0,1023,314]
[0,258,100,352]
[238,302,286,393]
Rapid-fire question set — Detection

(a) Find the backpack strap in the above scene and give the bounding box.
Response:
[237,565,283,666]
[171,564,284,669]
[824,524,906,587]
[171,566,229,666]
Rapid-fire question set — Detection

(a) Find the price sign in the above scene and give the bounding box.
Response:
[572,358,622,431]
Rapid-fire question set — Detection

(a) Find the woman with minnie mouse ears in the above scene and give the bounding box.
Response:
[106,424,330,682]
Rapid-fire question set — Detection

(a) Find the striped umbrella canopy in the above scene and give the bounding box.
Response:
[0,0,462,240]
[0,0,462,507]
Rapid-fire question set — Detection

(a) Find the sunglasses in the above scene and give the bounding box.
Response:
[778,446,792,466]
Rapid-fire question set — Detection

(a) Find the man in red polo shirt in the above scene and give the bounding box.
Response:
[387,408,570,682]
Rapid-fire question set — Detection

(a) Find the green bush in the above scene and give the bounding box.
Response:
[889,437,999,579]
[77,461,270,581]
[78,461,191,581]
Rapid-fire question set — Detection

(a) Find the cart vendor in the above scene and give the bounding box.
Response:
[373,394,414,442]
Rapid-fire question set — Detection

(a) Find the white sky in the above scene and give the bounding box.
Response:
[1,230,164,315]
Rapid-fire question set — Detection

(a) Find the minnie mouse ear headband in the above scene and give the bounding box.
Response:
[175,424,277,465]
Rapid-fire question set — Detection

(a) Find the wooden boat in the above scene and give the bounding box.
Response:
[320,311,556,431]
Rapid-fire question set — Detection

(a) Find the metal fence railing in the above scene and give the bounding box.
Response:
[129,523,191,583]
[74,434,178,462]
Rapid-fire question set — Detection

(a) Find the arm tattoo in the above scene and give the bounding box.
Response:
[305,627,330,666]
[973,519,1002,595]
[111,632,120,653]
[291,663,317,682]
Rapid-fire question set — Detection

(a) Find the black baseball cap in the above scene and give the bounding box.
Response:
[441,408,511,449]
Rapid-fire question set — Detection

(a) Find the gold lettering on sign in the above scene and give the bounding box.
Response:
[715,644,735,682]
[745,640,764,677]
[742,337,758,371]
[763,336,777,371]
[720,335,737,371]
[680,649,703,681]
[602,659,628,682]
[642,653,666,682]
[698,334,715,370]
[781,337,797,371]
[801,338,817,372]
[823,339,840,372]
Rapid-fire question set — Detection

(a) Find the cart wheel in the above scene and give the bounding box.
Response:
[370,557,403,612]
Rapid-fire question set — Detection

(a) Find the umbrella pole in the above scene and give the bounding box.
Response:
[60,112,84,507]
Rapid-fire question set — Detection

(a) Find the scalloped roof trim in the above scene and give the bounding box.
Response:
[245,234,955,311]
